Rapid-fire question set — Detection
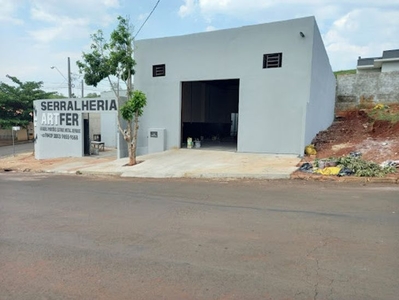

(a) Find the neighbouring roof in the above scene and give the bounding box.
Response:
[357,49,399,69]
[382,49,399,59]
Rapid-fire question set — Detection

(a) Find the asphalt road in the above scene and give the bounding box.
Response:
[0,142,34,157]
[1,173,398,300]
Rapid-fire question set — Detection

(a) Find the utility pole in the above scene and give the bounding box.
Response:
[81,80,84,98]
[68,57,72,98]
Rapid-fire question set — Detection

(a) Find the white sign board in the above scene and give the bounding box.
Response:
[34,98,118,159]
[12,126,21,131]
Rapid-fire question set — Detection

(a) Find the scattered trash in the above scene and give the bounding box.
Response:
[317,159,337,169]
[305,144,317,156]
[380,160,398,168]
[299,162,313,173]
[318,160,325,169]
[349,152,362,158]
[326,160,338,167]
[316,166,342,176]
[298,152,398,177]
[338,167,354,177]
[373,103,389,110]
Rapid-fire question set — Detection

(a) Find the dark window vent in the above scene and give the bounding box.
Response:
[263,53,283,69]
[153,64,166,77]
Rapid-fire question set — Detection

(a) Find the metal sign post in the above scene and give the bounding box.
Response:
[12,126,20,156]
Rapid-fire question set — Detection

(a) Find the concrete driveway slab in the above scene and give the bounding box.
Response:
[1,147,301,179]
[81,149,301,179]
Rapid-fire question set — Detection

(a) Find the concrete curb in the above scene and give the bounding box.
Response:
[291,171,399,184]
[182,173,291,180]
[3,167,399,183]
[0,140,33,147]
[118,172,291,179]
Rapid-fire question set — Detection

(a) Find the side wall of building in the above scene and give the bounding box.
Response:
[304,21,336,147]
[336,72,399,111]
[134,17,316,155]
[382,61,399,72]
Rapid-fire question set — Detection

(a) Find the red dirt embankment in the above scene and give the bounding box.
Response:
[312,105,399,163]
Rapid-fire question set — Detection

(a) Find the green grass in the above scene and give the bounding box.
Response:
[368,109,399,123]
[334,69,356,77]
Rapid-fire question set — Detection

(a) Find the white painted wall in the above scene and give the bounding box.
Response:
[89,113,101,142]
[304,21,336,147]
[134,16,334,155]
[382,61,399,72]
[100,112,117,147]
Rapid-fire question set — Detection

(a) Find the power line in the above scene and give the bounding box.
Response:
[134,0,161,38]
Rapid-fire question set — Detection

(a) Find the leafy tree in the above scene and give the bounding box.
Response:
[77,16,146,165]
[85,92,100,98]
[0,75,55,128]
[49,92,67,99]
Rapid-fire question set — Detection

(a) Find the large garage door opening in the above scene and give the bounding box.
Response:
[181,79,239,151]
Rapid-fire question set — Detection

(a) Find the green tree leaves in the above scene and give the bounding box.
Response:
[77,17,136,88]
[76,30,112,87]
[120,90,147,121]
[77,15,147,165]
[0,75,55,128]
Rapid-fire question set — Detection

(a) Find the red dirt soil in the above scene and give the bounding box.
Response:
[311,104,399,163]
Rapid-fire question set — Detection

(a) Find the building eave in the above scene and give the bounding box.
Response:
[373,57,399,68]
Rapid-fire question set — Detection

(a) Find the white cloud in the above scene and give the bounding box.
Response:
[29,27,63,43]
[28,17,90,43]
[30,6,58,23]
[28,0,119,28]
[0,0,24,25]
[324,7,399,70]
[103,0,120,8]
[332,11,359,32]
[179,0,196,17]
[193,0,399,15]
[29,6,90,43]
[178,0,399,23]
[199,0,272,15]
[138,13,149,21]
[205,25,216,31]
[27,2,117,44]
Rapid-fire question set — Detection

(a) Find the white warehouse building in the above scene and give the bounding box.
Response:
[33,16,336,160]
[134,16,336,156]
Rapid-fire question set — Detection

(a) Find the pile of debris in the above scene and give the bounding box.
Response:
[297,103,399,179]
[299,152,398,177]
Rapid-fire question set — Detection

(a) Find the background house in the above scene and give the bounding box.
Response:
[134,16,336,156]
[357,49,399,73]
[337,49,399,111]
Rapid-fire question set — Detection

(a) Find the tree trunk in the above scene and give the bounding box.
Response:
[127,119,136,166]
[130,111,140,166]
[128,142,135,165]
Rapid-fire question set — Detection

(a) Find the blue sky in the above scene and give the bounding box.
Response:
[1,0,399,96]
